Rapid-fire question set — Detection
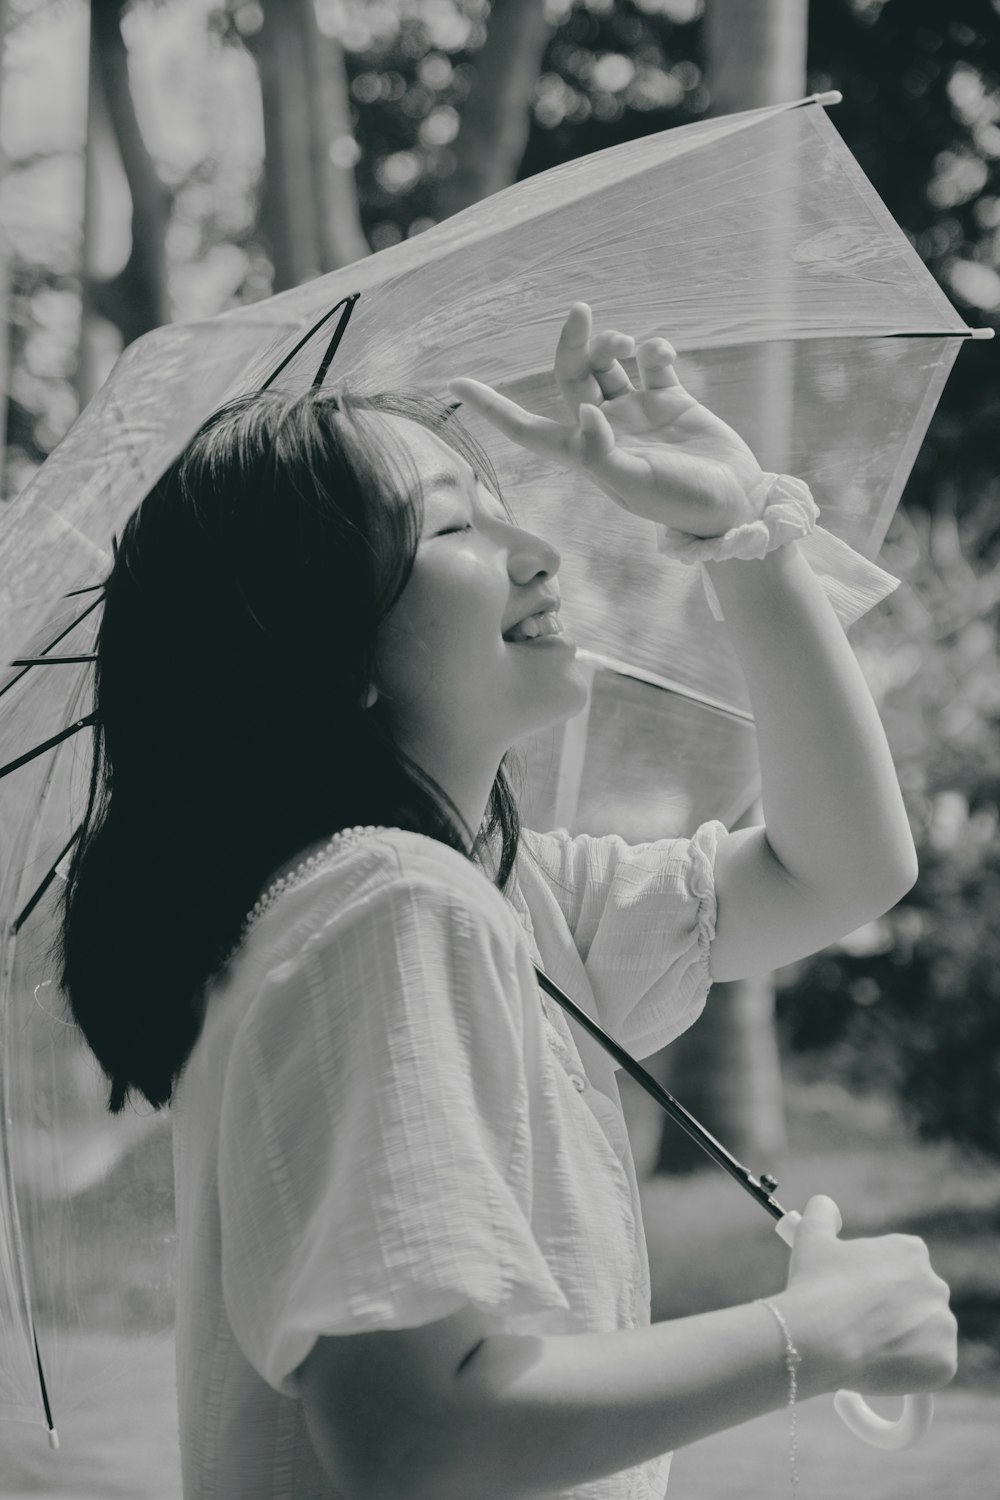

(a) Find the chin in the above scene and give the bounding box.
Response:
[525,675,592,735]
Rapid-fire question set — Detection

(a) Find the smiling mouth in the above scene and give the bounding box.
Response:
[503,609,565,643]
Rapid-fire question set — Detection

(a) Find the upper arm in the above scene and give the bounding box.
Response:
[709,824,912,982]
[298,1302,492,1496]
[218,856,568,1403]
[521,821,723,1060]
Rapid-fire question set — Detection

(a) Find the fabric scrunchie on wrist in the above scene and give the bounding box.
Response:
[654,472,820,621]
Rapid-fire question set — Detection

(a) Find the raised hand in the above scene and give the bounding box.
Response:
[447,301,765,539]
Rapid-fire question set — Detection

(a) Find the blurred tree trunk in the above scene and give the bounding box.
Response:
[246,0,552,290]
[77,0,172,408]
[248,0,369,293]
[435,0,556,218]
[654,0,809,1177]
[704,0,809,112]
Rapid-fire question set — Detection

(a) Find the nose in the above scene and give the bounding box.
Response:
[508,523,561,582]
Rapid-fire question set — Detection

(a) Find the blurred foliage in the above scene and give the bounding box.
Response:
[776,822,1000,1160]
[779,497,1000,1160]
[310,0,708,247]
[806,0,1000,520]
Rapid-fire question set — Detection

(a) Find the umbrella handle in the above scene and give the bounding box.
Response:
[775,1211,935,1449]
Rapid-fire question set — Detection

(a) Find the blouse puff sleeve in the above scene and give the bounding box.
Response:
[520,820,723,1061]
[217,854,571,1399]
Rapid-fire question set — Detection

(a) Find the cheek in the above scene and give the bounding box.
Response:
[413,555,504,647]
[380,556,503,675]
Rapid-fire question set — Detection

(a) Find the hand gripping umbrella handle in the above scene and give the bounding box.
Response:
[775,1211,935,1449]
[529,964,936,1452]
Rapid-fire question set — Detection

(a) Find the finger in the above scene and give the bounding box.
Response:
[555,331,635,416]
[575,404,655,504]
[636,337,681,391]
[588,330,636,401]
[553,303,596,419]
[552,302,592,379]
[446,377,572,460]
[555,301,593,367]
[554,305,632,417]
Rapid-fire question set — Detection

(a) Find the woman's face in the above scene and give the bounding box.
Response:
[369,414,591,826]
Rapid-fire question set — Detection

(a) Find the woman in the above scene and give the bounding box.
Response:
[59,304,956,1499]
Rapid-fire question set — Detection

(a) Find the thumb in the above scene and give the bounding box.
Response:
[789,1194,843,1265]
[577,402,616,462]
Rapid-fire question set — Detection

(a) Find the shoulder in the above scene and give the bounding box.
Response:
[226,830,532,1082]
[244,826,523,974]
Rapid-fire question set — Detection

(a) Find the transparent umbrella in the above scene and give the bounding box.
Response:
[0,92,990,1456]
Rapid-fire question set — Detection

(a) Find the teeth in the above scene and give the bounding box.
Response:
[510,609,562,642]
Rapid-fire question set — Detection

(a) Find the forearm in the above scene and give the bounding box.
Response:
[703,542,916,904]
[393,1292,838,1500]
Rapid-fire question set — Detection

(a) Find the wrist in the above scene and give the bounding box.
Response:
[655,473,819,566]
[703,534,802,581]
[770,1286,859,1399]
[655,472,817,623]
[699,533,810,623]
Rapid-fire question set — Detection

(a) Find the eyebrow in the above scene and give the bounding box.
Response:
[420,469,473,498]
[415,467,511,522]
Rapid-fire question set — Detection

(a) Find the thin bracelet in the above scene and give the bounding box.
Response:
[755,1298,802,1499]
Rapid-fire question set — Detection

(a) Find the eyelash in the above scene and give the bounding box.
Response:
[436,523,473,536]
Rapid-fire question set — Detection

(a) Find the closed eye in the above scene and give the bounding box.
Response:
[435,523,473,536]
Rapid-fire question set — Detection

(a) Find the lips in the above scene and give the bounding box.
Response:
[504,609,565,643]
[502,597,562,642]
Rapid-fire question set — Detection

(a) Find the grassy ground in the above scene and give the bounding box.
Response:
[4,1072,998,1498]
[667,1387,999,1500]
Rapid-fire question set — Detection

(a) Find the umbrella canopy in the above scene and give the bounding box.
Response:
[0,92,988,1446]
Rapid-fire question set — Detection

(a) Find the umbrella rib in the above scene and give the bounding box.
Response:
[1,734,67,1447]
[575,648,755,723]
[11,656,97,666]
[32,1330,57,1444]
[0,715,98,783]
[669,328,980,351]
[0,594,104,706]
[12,825,83,936]
[881,329,993,339]
[311,293,361,387]
[260,293,361,392]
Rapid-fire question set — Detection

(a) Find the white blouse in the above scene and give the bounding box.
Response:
[171,820,722,1500]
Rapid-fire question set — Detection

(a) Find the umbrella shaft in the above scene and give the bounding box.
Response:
[533,966,786,1222]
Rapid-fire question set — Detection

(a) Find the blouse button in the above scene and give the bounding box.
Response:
[571,1074,586,1092]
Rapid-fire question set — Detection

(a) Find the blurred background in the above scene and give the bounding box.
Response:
[1,0,999,1495]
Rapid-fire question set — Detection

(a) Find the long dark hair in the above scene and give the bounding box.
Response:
[56,386,532,1116]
